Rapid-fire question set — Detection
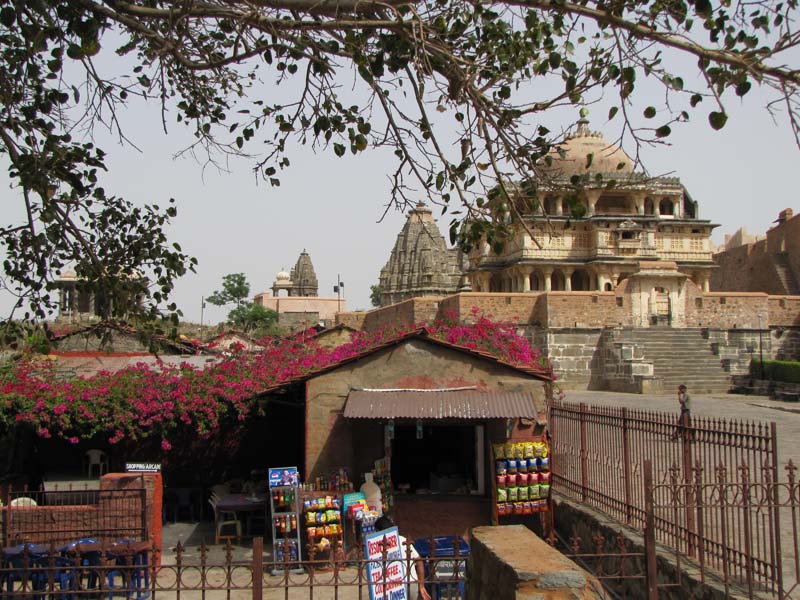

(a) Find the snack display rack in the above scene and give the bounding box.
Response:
[301,491,345,568]
[491,439,552,523]
[269,485,304,574]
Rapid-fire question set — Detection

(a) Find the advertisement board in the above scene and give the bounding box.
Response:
[364,526,408,600]
[268,466,299,488]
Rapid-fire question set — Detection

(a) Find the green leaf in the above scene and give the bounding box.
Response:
[608,106,618,120]
[708,111,728,130]
[644,106,656,119]
[655,125,672,138]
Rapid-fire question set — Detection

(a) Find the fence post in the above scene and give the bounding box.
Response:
[643,460,658,600]
[622,408,632,524]
[681,415,696,557]
[580,403,588,503]
[770,422,785,600]
[252,536,263,600]
[740,465,754,598]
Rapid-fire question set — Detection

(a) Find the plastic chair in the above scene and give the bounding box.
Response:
[165,488,197,523]
[57,538,101,594]
[84,449,109,478]
[3,543,47,598]
[208,497,241,544]
[9,497,38,507]
[105,540,150,600]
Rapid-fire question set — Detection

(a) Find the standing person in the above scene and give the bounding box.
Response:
[671,384,692,440]
[373,516,432,600]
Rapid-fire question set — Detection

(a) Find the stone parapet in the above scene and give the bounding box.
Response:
[467,525,607,599]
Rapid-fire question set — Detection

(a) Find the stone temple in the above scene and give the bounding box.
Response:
[378,202,471,306]
[353,119,800,393]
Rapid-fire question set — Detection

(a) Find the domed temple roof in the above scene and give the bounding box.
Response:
[542,119,633,176]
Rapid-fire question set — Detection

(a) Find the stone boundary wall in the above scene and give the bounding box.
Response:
[684,288,770,329]
[770,296,800,326]
[542,292,626,329]
[437,292,545,324]
[552,494,750,600]
[466,524,607,599]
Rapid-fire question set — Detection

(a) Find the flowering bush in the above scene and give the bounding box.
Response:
[0,314,551,449]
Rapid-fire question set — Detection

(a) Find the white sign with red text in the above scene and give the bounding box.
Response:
[364,526,409,600]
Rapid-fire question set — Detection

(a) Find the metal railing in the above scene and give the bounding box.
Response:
[548,399,790,598]
[1,482,148,547]
[0,536,466,599]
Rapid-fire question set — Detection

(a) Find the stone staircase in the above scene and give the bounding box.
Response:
[613,328,733,393]
[774,253,800,295]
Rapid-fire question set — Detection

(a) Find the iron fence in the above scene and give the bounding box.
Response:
[1,481,148,547]
[0,536,466,599]
[548,399,795,599]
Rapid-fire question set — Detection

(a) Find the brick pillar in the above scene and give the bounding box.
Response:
[100,473,162,559]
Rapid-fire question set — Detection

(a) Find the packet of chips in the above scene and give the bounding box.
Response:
[519,486,529,501]
[496,474,507,488]
[497,503,507,516]
[540,484,551,496]
[517,472,529,486]
[497,488,507,502]
[506,473,517,486]
[539,457,550,472]
[513,443,525,459]
[530,484,540,499]
[529,472,540,484]
[506,459,518,474]
[523,442,535,459]
[495,460,507,475]
[504,442,515,459]
[493,443,505,459]
[540,472,551,483]
[523,502,532,515]
[508,487,519,501]
[527,458,537,472]
[533,442,546,458]
[514,502,524,515]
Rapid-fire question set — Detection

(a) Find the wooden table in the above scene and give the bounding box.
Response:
[216,494,268,535]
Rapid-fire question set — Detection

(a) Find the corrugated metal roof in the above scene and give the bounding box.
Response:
[344,388,543,421]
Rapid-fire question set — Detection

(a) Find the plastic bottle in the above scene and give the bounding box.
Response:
[360,473,383,516]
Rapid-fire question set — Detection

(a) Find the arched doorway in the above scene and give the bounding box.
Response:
[653,287,671,326]
[570,269,592,291]
[490,273,503,292]
[658,199,674,216]
[551,271,566,291]
[529,271,543,291]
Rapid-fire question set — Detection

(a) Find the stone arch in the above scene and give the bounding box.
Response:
[570,269,593,291]
[551,270,567,291]
[644,197,655,215]
[530,271,544,291]
[604,282,613,292]
[658,199,674,215]
[490,273,503,292]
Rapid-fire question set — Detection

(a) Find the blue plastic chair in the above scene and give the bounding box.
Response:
[56,538,101,595]
[105,540,150,600]
[3,543,47,599]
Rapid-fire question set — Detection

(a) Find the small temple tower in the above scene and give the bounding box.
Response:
[378,202,470,306]
[271,250,319,297]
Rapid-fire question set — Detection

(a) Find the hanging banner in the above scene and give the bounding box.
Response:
[364,526,408,600]
[268,466,299,488]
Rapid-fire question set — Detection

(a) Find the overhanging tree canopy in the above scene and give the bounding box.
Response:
[1,0,798,318]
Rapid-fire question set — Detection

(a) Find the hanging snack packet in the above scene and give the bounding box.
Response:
[530,484,541,499]
[508,486,519,502]
[523,442,535,459]
[539,457,550,472]
[519,486,529,501]
[506,459,518,474]
[514,502,524,515]
[529,472,540,484]
[540,484,551,496]
[517,472,529,486]
[504,442,515,459]
[527,458,538,472]
[523,502,533,515]
[493,443,505,459]
[506,473,517,487]
[495,460,507,475]
[496,474,507,488]
[533,442,546,458]
[497,503,507,516]
[497,488,507,502]
[513,443,525,459]
[540,472,551,484]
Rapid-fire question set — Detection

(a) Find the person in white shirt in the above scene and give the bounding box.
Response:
[374,516,432,600]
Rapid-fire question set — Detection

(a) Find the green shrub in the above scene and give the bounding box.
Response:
[750,359,800,383]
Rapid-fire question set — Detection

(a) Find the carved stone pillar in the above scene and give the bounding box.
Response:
[563,268,574,292]
[584,190,602,216]
[543,268,553,292]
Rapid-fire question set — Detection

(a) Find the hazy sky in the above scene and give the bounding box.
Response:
[1,44,798,326]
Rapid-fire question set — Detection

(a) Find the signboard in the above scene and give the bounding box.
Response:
[364,526,409,600]
[343,492,366,511]
[268,466,299,488]
[125,462,161,473]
